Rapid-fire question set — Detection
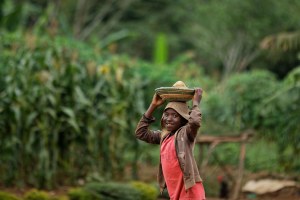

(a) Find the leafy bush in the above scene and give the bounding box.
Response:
[202,68,300,172]
[0,191,21,200]
[84,182,142,200]
[224,70,278,130]
[259,67,300,172]
[130,181,158,200]
[68,188,99,200]
[24,189,49,200]
[202,70,278,134]
[49,196,68,200]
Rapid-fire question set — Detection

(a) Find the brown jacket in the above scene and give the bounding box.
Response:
[135,105,203,192]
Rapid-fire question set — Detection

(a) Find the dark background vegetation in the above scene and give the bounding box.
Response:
[0,0,300,198]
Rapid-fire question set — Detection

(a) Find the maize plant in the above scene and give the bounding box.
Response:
[0,31,147,188]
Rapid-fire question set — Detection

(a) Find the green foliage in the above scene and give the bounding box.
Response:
[0,191,21,200]
[202,68,300,172]
[130,181,158,200]
[181,0,300,76]
[49,196,68,200]
[202,70,278,134]
[2,0,300,77]
[24,189,49,200]
[0,31,147,188]
[68,182,158,200]
[224,70,278,130]
[84,182,142,200]
[245,139,279,172]
[202,175,219,197]
[201,89,233,134]
[68,188,98,200]
[259,67,300,172]
[208,139,279,172]
[153,33,168,65]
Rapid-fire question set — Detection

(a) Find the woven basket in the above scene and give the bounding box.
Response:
[155,87,195,102]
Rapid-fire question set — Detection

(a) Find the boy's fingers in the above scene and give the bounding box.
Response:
[194,88,203,95]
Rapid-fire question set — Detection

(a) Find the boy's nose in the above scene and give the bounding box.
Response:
[166,116,172,121]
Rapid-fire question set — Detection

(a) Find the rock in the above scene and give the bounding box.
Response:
[242,179,298,195]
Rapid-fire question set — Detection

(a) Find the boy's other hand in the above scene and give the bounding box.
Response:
[193,88,203,106]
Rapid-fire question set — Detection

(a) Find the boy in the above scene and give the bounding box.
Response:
[135,83,205,200]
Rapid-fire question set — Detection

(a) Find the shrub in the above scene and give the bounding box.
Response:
[84,182,142,200]
[130,181,158,200]
[24,189,50,200]
[68,188,99,200]
[0,191,21,200]
[49,195,69,200]
[203,69,278,134]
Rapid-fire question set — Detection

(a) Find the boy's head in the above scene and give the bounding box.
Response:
[161,101,189,132]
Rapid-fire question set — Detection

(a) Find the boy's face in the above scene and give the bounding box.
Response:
[162,108,185,132]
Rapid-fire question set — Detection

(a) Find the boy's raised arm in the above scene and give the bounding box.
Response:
[144,93,165,119]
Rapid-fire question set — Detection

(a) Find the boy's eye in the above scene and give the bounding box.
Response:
[163,113,178,118]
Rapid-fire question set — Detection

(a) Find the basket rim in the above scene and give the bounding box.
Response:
[157,93,193,101]
[155,87,195,93]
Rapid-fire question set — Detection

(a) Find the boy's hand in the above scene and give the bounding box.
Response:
[145,93,165,118]
[193,88,203,106]
[151,93,165,107]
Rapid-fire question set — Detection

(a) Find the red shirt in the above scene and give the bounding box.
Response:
[161,134,206,200]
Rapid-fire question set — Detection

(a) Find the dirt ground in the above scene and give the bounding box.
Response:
[1,164,299,200]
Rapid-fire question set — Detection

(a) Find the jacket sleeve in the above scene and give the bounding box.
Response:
[186,105,202,142]
[135,114,161,144]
